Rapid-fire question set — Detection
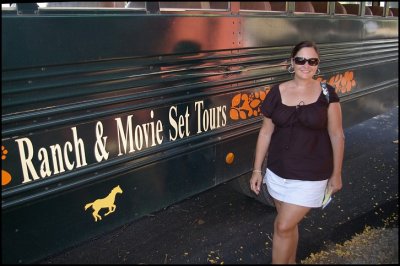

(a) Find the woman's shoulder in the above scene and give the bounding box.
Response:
[270,82,291,97]
[320,81,336,91]
[261,83,281,113]
[326,83,337,93]
[271,83,281,90]
[277,81,291,91]
[320,82,340,103]
[266,83,280,97]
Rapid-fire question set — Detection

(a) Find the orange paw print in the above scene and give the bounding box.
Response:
[2,146,12,186]
[230,86,271,120]
[328,71,356,94]
[317,71,356,94]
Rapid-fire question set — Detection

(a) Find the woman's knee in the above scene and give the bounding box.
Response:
[274,219,296,236]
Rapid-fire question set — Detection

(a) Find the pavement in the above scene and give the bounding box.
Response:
[38,106,399,264]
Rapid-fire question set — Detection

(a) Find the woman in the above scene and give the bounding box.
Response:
[250,40,345,264]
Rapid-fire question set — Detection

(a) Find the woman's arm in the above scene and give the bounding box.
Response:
[250,117,275,195]
[327,102,345,194]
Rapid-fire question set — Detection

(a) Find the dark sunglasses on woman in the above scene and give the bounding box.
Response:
[294,57,319,66]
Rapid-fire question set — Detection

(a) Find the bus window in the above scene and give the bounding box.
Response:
[157,2,229,11]
[311,2,347,14]
[311,1,329,13]
[294,1,315,12]
[125,2,146,9]
[387,1,398,16]
[365,1,398,16]
[240,2,272,11]
[342,3,358,15]
[160,2,210,10]
[341,3,373,15]
[369,5,394,16]
[269,2,315,13]
[44,2,126,8]
[270,1,315,13]
[209,2,229,10]
[1,3,14,8]
[365,6,373,15]
[270,2,286,11]
[335,2,348,14]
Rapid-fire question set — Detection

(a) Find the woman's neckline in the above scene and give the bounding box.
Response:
[277,84,323,108]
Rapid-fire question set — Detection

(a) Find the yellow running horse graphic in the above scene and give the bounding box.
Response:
[84,185,123,222]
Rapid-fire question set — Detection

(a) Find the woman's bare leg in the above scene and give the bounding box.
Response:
[272,200,310,264]
[288,224,299,264]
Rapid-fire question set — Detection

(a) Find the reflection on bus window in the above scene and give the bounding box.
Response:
[340,2,358,15]
[44,2,126,8]
[160,2,209,9]
[368,5,393,16]
[311,2,329,13]
[240,2,272,11]
[340,2,374,15]
[240,1,318,12]
[335,2,348,14]
[390,8,398,16]
[310,2,346,14]
[159,2,228,10]
[387,1,399,16]
[270,2,286,11]
[125,2,145,9]
[366,1,398,16]
[294,2,315,13]
[339,1,399,16]
[209,2,228,9]
[1,3,14,9]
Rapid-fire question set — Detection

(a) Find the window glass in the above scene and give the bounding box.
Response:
[339,1,361,15]
[335,2,348,14]
[41,2,126,8]
[311,2,328,14]
[125,2,145,9]
[240,2,272,11]
[160,2,228,10]
[387,1,398,16]
[294,2,316,13]
[366,1,397,16]
[269,2,287,11]
[310,2,349,15]
[386,1,398,8]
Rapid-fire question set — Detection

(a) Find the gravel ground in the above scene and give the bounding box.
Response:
[301,211,398,264]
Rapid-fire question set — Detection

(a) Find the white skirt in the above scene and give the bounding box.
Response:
[263,168,328,208]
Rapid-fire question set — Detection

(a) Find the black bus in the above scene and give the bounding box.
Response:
[2,1,398,263]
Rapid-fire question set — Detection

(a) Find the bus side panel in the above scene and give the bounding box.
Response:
[2,15,239,69]
[341,85,398,128]
[215,131,259,184]
[339,60,398,127]
[2,145,216,264]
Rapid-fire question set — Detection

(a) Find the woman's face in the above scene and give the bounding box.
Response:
[291,47,319,80]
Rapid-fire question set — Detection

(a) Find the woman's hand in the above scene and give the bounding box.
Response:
[328,175,342,194]
[250,171,263,195]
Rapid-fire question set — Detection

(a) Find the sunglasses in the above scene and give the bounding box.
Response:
[293,57,319,66]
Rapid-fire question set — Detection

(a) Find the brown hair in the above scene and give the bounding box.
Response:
[290,41,320,59]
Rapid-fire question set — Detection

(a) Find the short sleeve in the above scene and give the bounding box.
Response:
[261,84,280,118]
[327,84,340,103]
